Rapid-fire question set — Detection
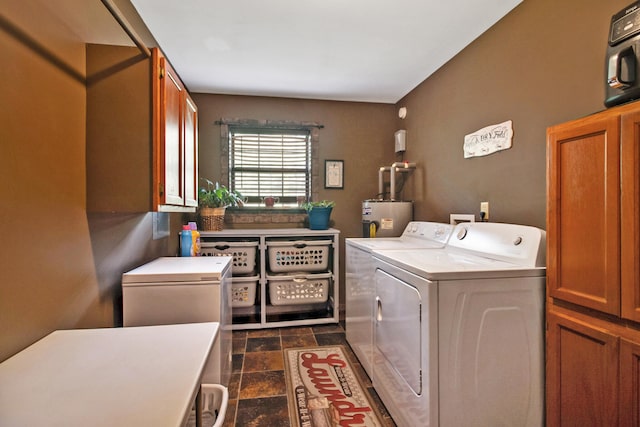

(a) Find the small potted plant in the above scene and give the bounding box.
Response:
[302,200,335,230]
[198,179,244,230]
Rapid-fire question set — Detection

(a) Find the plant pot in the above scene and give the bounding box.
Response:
[200,207,226,231]
[307,206,333,230]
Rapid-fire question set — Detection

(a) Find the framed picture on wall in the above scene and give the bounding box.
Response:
[325,160,344,189]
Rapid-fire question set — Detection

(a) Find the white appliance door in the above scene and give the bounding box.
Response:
[345,243,375,378]
[438,276,545,427]
[373,263,437,427]
[123,281,222,326]
[122,270,232,387]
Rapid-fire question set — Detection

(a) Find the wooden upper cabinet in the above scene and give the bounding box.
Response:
[547,113,621,315]
[622,111,640,323]
[152,48,199,212]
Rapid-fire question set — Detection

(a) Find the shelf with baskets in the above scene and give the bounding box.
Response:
[199,228,340,330]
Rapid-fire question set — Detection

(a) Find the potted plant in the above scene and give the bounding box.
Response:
[198,179,244,231]
[302,200,335,230]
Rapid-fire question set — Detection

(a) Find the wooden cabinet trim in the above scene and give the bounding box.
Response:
[620,338,640,427]
[621,111,640,322]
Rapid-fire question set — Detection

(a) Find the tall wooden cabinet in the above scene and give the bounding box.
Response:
[87,45,197,213]
[546,101,640,426]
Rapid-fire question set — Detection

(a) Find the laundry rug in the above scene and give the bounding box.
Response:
[284,345,384,427]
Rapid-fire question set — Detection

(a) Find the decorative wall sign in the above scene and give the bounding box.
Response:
[325,160,344,189]
[463,120,513,158]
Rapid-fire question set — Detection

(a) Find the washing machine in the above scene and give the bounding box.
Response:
[372,222,546,427]
[121,256,232,386]
[345,221,453,377]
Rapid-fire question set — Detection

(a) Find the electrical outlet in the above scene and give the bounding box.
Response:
[480,201,489,221]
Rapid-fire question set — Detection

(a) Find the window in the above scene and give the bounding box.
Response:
[219,119,322,208]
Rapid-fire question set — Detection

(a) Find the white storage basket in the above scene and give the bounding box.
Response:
[231,275,259,308]
[186,384,229,427]
[200,241,257,274]
[267,240,331,272]
[267,272,331,305]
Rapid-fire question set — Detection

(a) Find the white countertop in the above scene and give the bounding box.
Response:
[0,322,219,427]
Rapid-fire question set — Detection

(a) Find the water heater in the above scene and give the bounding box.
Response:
[362,200,413,237]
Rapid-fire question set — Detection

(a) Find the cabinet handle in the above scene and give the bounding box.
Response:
[376,296,382,322]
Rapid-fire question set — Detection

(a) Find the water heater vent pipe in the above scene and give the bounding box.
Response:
[390,162,416,201]
[378,162,416,200]
[378,166,391,198]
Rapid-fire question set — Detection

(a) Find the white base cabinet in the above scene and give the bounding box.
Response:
[200,228,340,329]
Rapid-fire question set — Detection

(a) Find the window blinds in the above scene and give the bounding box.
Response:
[229,128,311,204]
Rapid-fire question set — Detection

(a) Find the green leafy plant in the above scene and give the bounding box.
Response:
[301,200,335,211]
[198,179,244,208]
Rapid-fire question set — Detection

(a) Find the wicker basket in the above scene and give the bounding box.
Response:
[200,207,226,231]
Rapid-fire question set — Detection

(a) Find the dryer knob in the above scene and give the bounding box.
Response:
[513,236,523,246]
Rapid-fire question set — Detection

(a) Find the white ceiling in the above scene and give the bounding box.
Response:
[128,0,521,104]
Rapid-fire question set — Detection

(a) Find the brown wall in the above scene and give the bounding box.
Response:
[397,0,630,229]
[0,1,173,361]
[193,94,398,239]
[1,1,94,361]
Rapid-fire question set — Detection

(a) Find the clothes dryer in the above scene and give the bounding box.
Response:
[345,221,452,377]
[372,222,546,427]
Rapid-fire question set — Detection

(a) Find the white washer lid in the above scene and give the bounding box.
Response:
[122,257,231,284]
[373,248,546,280]
[447,222,546,267]
[346,221,452,252]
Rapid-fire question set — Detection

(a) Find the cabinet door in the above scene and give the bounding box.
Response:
[160,57,184,206]
[184,94,198,207]
[547,115,621,315]
[546,312,619,427]
[620,338,640,427]
[153,49,185,208]
[622,111,640,322]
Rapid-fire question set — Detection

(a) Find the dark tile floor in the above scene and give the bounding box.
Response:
[222,322,396,427]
